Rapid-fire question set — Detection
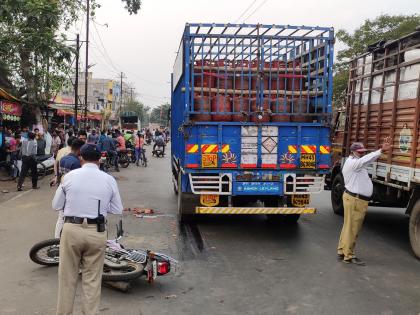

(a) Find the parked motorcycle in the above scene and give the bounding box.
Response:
[29,220,178,283]
[99,151,117,173]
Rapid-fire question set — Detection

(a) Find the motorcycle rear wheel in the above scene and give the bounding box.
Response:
[102,261,144,282]
[29,238,60,266]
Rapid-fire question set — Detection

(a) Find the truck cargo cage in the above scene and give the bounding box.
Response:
[173,23,334,124]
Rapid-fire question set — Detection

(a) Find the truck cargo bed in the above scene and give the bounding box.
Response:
[345,30,420,187]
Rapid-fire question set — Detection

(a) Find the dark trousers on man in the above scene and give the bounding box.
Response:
[17,155,38,189]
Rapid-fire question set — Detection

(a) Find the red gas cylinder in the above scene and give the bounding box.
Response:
[233,60,251,92]
[214,59,233,90]
[232,96,249,122]
[271,60,286,69]
[286,60,302,91]
[269,60,286,92]
[194,60,215,89]
[212,94,232,122]
[250,98,270,123]
[270,97,290,122]
[250,60,271,91]
[290,97,312,122]
[191,94,212,121]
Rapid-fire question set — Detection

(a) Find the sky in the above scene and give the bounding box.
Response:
[73,0,419,108]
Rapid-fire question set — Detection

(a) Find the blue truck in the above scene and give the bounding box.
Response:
[171,23,334,222]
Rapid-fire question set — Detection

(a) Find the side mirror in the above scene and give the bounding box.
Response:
[116,219,124,238]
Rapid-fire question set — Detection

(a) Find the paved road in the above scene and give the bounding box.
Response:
[0,146,419,315]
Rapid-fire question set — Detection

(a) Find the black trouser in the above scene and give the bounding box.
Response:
[18,155,38,188]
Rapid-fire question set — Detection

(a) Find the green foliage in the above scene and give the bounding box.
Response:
[0,0,142,108]
[149,103,170,127]
[0,0,80,103]
[336,14,420,64]
[121,0,142,14]
[333,14,420,107]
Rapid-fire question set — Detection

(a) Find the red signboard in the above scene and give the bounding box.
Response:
[1,101,22,116]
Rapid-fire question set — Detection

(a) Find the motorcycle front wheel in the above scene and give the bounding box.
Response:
[29,238,60,266]
[119,154,130,168]
[102,261,144,282]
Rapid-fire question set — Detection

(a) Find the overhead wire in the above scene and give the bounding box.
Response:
[78,18,169,105]
[243,0,269,22]
[91,19,166,86]
[234,0,258,23]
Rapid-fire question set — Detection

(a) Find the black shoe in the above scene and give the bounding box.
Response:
[337,254,344,261]
[32,186,40,190]
[343,257,366,266]
[116,168,120,172]
[17,186,23,191]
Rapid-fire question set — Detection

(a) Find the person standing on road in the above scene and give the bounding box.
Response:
[337,137,391,265]
[87,129,99,144]
[51,130,62,156]
[52,144,123,315]
[134,132,145,166]
[17,132,38,191]
[36,133,47,156]
[54,139,85,239]
[51,133,86,187]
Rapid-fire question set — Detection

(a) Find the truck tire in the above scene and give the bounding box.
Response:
[409,200,420,260]
[265,196,300,224]
[177,174,195,222]
[331,174,344,216]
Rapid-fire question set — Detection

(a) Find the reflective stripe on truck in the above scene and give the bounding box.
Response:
[196,207,316,214]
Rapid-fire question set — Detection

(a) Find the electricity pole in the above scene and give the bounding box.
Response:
[119,72,124,128]
[84,0,90,127]
[130,87,134,102]
[74,34,80,129]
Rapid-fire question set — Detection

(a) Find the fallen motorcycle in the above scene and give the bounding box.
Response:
[29,220,178,283]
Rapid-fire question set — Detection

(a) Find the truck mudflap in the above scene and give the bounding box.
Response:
[195,207,316,215]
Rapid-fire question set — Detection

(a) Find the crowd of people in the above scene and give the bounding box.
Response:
[0,124,170,191]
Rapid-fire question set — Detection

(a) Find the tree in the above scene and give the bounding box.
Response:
[149,103,170,127]
[333,14,420,107]
[0,0,141,124]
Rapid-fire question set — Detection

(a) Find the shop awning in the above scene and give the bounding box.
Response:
[0,88,20,102]
[56,108,102,121]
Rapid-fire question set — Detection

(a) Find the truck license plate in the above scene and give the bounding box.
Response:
[152,260,157,280]
[291,194,310,207]
[202,154,218,168]
[200,194,219,207]
[300,153,316,169]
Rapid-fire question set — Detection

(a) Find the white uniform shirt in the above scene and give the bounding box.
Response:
[52,163,123,218]
[342,149,382,197]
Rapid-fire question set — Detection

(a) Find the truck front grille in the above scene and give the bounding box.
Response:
[189,173,232,195]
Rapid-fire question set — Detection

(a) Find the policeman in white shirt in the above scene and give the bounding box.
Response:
[52,144,123,315]
[337,137,391,265]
